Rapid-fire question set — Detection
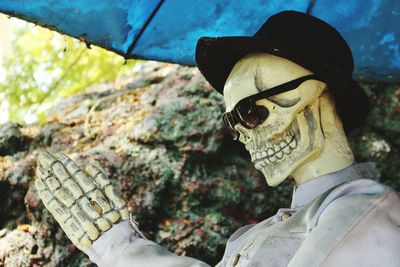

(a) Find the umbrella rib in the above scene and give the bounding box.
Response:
[127,0,165,56]
[306,0,317,14]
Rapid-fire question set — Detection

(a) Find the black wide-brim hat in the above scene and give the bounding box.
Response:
[195,10,369,132]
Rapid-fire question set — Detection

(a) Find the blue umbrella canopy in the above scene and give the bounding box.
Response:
[0,0,399,81]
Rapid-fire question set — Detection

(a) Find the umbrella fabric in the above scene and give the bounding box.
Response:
[0,0,399,81]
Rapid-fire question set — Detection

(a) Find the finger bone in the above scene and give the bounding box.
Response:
[61,224,81,250]
[56,153,97,193]
[77,235,92,250]
[54,188,75,208]
[36,188,53,207]
[52,162,71,181]
[103,210,120,224]
[65,216,84,238]
[96,217,111,232]
[88,190,112,213]
[86,164,111,189]
[48,200,71,222]
[78,198,101,220]
[36,165,50,179]
[74,171,96,193]
[55,153,80,173]
[88,159,107,175]
[34,178,47,192]
[38,150,58,170]
[64,179,83,199]
[44,176,61,191]
[119,208,129,221]
[70,205,99,241]
[105,186,126,210]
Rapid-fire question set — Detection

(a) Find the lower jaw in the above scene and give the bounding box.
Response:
[251,120,300,168]
[262,168,288,187]
[256,153,302,187]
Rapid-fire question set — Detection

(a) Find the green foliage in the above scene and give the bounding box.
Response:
[0,20,136,124]
[349,82,400,189]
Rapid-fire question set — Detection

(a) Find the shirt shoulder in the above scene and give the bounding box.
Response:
[289,179,400,267]
[311,179,394,230]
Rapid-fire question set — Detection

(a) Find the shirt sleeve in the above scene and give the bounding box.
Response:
[85,220,211,267]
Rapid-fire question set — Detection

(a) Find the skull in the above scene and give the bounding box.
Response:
[224,53,336,186]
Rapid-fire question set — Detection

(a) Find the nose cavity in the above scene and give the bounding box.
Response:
[236,124,252,145]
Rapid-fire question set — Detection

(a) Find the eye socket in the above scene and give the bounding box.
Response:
[267,96,301,108]
[236,103,260,128]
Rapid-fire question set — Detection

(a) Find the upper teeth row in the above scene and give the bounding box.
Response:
[251,135,297,162]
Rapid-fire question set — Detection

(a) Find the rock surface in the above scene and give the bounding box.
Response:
[0,122,29,156]
[0,61,399,266]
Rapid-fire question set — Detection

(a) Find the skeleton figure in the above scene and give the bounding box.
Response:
[36,11,400,267]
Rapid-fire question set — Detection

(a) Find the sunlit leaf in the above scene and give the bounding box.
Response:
[0,18,136,124]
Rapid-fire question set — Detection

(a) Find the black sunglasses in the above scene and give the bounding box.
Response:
[222,74,324,140]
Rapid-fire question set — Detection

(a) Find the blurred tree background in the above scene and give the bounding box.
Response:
[0,15,136,124]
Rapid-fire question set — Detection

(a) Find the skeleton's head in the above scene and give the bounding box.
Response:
[224,53,329,186]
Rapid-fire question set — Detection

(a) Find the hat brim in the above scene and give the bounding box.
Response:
[195,36,369,131]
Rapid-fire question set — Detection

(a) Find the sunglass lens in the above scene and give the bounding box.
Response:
[256,105,269,124]
[236,102,269,129]
[236,103,259,128]
[222,113,239,140]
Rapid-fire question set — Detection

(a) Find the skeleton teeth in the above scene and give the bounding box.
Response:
[256,161,266,169]
[274,144,280,152]
[283,146,291,155]
[267,149,274,156]
[254,157,274,169]
[289,139,297,149]
[250,129,298,165]
[280,141,286,148]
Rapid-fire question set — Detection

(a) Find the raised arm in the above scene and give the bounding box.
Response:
[36,150,211,267]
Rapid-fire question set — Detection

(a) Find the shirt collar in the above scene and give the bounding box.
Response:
[290,162,380,209]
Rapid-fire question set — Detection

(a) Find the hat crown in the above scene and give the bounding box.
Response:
[254,11,354,76]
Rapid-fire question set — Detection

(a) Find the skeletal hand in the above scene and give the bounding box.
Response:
[35,150,129,251]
